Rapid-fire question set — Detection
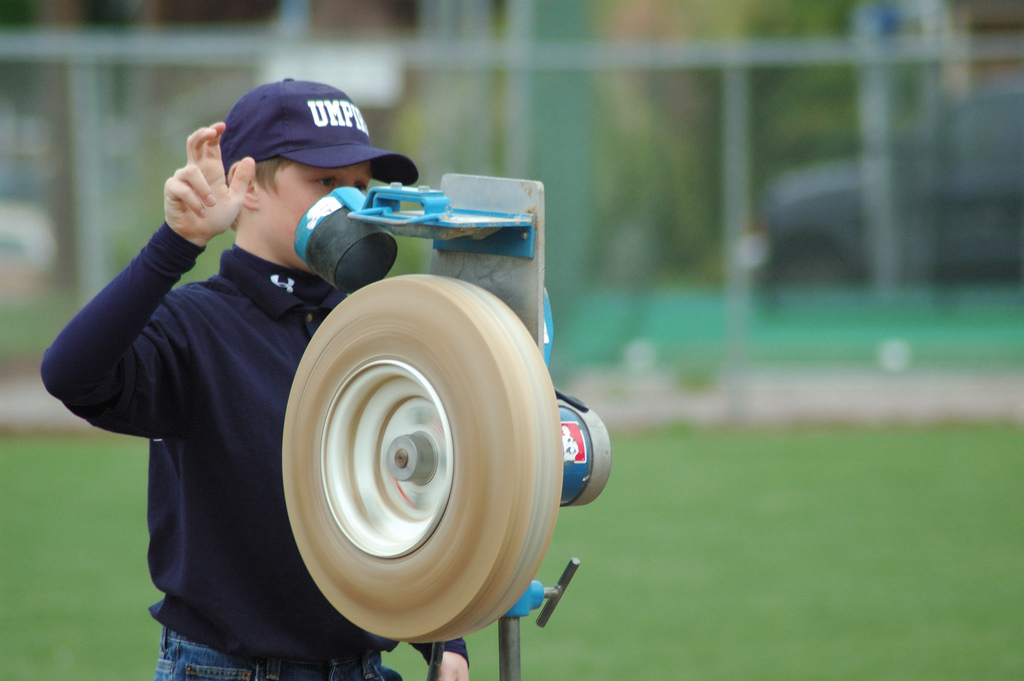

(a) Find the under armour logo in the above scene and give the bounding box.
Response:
[271,274,295,293]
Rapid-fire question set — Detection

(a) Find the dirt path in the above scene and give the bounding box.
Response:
[564,368,1024,430]
[3,369,1023,433]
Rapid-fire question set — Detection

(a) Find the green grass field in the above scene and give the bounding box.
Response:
[1,425,1022,681]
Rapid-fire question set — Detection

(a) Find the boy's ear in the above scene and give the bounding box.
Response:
[242,180,261,210]
[227,160,260,210]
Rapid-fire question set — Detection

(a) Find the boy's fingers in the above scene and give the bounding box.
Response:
[174,165,215,206]
[184,128,213,165]
[166,162,221,216]
[185,122,226,166]
[164,176,209,217]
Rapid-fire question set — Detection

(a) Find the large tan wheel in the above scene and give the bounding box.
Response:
[283,274,561,643]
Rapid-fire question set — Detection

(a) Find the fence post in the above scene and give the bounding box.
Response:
[530,0,594,375]
[68,59,109,305]
[722,61,752,422]
[855,5,900,293]
[504,0,533,180]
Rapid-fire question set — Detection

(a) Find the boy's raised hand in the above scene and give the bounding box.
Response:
[164,123,255,247]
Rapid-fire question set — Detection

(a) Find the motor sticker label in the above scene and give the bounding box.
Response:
[561,422,587,464]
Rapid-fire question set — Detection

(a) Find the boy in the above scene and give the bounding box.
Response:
[41,79,469,681]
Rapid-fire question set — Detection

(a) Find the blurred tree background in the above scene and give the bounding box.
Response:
[0,0,31,24]
[0,0,871,290]
[3,0,1019,378]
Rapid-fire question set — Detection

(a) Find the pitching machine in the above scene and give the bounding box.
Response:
[282,174,612,681]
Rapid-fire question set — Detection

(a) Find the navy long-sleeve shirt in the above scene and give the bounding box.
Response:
[41,224,466,663]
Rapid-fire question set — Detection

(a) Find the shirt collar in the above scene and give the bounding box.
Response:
[219,246,346,318]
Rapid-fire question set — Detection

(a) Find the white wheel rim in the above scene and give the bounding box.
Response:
[321,360,454,558]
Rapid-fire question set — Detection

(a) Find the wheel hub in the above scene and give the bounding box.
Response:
[321,359,454,559]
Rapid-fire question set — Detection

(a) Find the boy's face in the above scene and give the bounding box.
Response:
[239,160,373,271]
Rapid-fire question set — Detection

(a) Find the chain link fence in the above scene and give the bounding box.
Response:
[0,25,1022,396]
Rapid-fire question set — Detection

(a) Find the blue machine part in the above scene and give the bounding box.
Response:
[503,580,546,618]
[431,223,535,259]
[543,290,552,366]
[294,183,536,266]
[294,186,367,267]
[346,183,536,259]
[357,184,451,217]
[559,405,592,506]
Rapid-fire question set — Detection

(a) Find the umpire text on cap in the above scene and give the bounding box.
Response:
[220,79,418,185]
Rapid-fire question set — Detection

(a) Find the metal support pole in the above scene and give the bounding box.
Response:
[492,558,579,681]
[425,641,445,681]
[498,617,521,681]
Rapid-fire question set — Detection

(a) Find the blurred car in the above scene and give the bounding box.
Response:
[759,76,1024,286]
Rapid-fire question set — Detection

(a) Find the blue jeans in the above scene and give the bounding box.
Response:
[153,627,402,681]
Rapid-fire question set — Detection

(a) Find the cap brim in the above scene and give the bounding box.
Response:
[282,145,419,185]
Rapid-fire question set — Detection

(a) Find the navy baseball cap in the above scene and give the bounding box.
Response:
[220,79,418,185]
